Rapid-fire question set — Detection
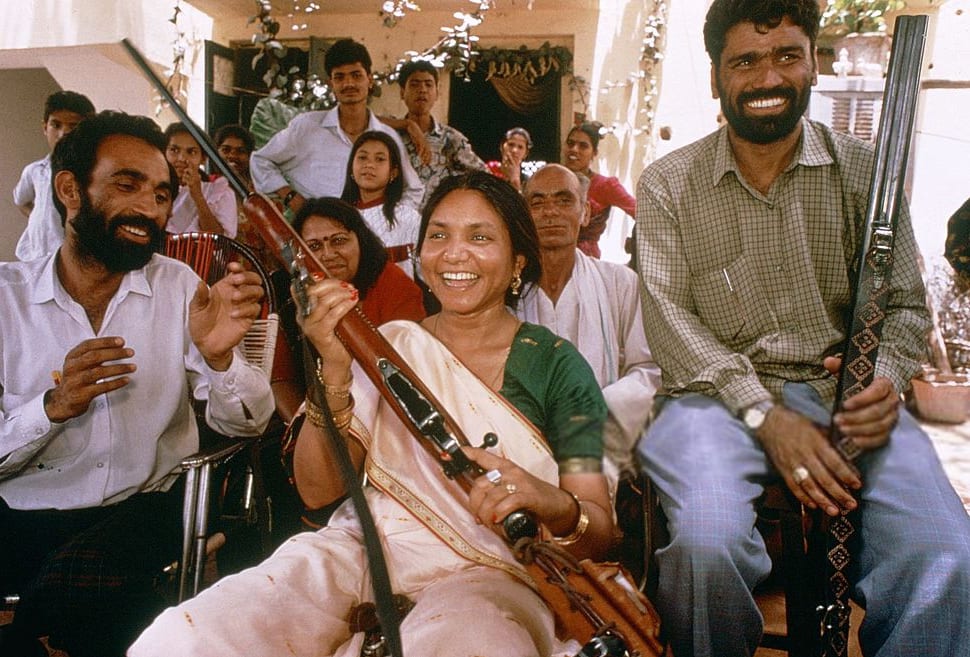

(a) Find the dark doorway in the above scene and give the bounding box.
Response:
[448,67,561,165]
[205,40,239,134]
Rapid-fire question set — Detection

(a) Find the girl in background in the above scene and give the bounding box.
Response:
[342,130,422,278]
[486,127,532,192]
[562,122,635,259]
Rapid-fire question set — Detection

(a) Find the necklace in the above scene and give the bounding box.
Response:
[431,314,513,391]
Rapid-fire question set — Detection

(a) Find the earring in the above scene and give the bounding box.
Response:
[510,273,522,297]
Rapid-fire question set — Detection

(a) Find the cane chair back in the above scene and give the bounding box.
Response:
[163,231,281,601]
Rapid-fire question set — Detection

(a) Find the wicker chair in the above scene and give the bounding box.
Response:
[164,232,281,601]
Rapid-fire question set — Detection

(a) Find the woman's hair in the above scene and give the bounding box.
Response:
[341,131,406,229]
[417,172,541,310]
[292,197,389,296]
[502,127,533,150]
[569,122,603,151]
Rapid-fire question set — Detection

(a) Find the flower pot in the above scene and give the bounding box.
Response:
[911,372,970,424]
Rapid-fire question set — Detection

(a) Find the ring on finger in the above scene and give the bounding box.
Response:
[505,483,517,495]
[792,465,810,484]
[485,469,503,486]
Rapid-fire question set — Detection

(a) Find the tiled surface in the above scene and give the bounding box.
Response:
[921,418,970,514]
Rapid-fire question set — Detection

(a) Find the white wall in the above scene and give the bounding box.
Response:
[0,0,213,262]
[0,69,61,261]
[906,0,970,262]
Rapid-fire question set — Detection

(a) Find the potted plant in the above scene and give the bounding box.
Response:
[819,0,906,39]
[818,0,906,76]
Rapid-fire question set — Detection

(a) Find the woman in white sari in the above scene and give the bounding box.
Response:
[129,172,616,657]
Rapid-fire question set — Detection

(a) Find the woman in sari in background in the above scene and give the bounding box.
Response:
[272,197,425,424]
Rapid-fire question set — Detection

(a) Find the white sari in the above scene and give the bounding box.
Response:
[129,321,582,657]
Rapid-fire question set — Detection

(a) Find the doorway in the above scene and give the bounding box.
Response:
[448,62,561,165]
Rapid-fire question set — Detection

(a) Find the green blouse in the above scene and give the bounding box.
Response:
[500,322,606,462]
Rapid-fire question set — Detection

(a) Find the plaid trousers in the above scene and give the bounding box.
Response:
[0,487,182,657]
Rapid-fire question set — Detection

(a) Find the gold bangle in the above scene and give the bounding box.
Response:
[331,397,355,430]
[315,358,353,399]
[552,493,589,546]
[304,400,327,428]
[304,396,354,431]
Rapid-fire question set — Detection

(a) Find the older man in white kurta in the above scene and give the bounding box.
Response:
[518,164,659,476]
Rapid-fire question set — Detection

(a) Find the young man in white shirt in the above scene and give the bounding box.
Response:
[12,90,95,261]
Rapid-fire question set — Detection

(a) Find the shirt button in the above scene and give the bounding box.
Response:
[97,462,104,468]
[225,374,236,386]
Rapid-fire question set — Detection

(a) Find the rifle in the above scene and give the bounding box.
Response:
[122,39,662,657]
[816,15,928,657]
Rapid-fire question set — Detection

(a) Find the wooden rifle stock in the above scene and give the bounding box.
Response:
[816,16,928,657]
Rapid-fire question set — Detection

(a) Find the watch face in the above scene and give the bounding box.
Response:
[744,407,766,430]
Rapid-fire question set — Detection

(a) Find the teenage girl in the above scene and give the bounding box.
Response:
[341,130,422,278]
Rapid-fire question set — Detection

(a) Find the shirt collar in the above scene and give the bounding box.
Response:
[31,250,155,305]
[426,116,443,137]
[711,117,834,187]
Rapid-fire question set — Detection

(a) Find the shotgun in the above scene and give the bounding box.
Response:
[817,15,928,657]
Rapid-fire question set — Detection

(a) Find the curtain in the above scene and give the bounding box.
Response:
[489,73,558,116]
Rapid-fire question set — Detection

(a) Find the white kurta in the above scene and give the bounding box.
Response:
[516,250,660,475]
[166,177,239,237]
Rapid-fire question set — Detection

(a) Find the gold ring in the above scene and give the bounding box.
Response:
[505,483,518,495]
[792,465,810,484]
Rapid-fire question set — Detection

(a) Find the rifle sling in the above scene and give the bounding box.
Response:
[302,340,404,657]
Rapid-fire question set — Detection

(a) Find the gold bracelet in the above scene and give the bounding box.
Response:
[552,493,589,546]
[304,396,355,431]
[315,358,352,399]
[331,396,355,430]
[304,399,328,428]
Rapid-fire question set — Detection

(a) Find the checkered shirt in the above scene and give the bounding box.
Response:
[635,119,929,414]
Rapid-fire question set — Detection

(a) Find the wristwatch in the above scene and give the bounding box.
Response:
[741,401,775,431]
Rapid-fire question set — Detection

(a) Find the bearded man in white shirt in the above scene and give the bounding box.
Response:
[0,111,274,657]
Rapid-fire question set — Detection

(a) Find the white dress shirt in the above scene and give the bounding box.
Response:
[12,155,64,262]
[250,108,424,209]
[516,250,660,475]
[166,176,239,237]
[0,253,274,510]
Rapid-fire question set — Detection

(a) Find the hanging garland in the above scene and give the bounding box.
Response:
[157,0,191,115]
[468,43,573,84]
[637,1,668,157]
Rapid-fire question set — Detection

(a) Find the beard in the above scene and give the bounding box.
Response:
[71,192,165,273]
[718,82,811,145]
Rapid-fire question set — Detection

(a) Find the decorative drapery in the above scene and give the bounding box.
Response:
[489,73,559,116]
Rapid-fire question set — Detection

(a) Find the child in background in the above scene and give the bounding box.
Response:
[13,90,95,261]
[164,122,238,237]
[341,130,421,278]
[486,127,532,192]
